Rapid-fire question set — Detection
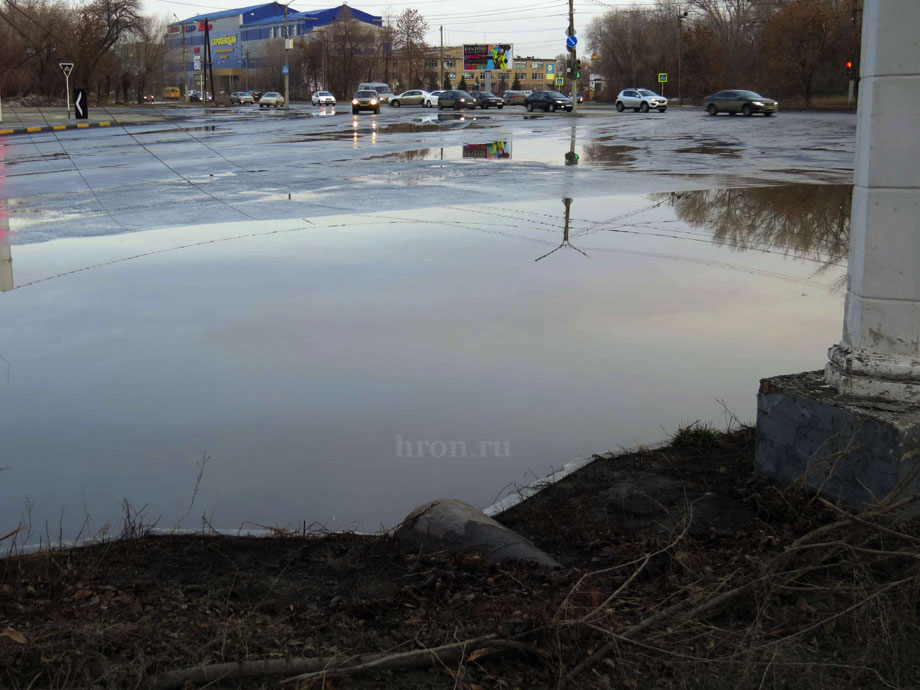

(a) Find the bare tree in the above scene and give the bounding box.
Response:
[393,8,428,88]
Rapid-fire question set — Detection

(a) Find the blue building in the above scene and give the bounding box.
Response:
[166,3,383,95]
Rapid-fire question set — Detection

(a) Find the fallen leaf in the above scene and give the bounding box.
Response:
[1,627,26,644]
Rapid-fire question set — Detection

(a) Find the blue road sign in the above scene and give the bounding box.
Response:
[566,35,577,48]
[282,65,289,75]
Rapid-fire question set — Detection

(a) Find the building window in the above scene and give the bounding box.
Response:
[531,73,542,80]
[531,61,541,68]
[513,61,526,69]
[445,59,455,68]
[515,72,526,81]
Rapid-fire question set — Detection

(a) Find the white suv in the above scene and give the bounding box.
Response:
[616,88,668,113]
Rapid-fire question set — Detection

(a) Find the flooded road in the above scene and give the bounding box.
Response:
[0,108,856,546]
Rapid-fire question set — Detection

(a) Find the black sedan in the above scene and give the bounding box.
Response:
[524,91,573,113]
[703,90,778,116]
[437,90,476,110]
[468,91,503,109]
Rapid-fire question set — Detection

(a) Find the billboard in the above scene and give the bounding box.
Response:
[463,44,512,71]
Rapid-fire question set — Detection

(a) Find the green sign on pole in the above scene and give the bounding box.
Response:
[658,73,668,83]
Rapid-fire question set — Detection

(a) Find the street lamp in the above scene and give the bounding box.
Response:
[172,13,189,102]
[677,8,688,106]
[282,0,294,110]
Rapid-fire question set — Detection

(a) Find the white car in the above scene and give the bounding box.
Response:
[615,88,667,112]
[259,92,285,108]
[424,90,443,108]
[312,91,336,106]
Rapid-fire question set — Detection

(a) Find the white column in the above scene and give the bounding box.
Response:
[825,0,920,402]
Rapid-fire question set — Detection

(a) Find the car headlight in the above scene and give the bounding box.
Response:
[371,99,378,104]
[352,99,358,105]
[752,101,764,106]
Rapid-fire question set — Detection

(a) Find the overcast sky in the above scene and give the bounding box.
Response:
[147,0,659,59]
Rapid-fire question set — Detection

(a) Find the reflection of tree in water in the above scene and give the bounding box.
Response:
[656,185,850,269]
[581,143,639,167]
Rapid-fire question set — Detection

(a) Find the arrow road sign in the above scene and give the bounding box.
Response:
[566,35,577,48]
[59,63,74,77]
[74,88,87,119]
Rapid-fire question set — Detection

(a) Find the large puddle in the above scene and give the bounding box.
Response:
[0,184,850,546]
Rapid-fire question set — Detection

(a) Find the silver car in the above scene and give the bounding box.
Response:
[259,91,285,108]
[615,88,668,112]
[390,89,429,107]
[424,90,443,107]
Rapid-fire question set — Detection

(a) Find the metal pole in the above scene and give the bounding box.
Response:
[440,25,444,89]
[174,15,188,102]
[569,0,577,114]
[677,9,687,106]
[65,74,71,119]
[283,3,290,110]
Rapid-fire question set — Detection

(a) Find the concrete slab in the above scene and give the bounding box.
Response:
[755,371,920,509]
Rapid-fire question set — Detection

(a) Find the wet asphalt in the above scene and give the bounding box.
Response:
[0,104,856,244]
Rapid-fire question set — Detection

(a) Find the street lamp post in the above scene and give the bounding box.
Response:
[283,1,294,110]
[173,14,189,102]
[677,8,687,106]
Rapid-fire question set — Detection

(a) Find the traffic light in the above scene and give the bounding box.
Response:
[845,60,853,76]
[574,59,582,79]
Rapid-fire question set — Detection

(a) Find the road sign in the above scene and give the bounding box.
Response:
[555,77,564,86]
[282,64,289,75]
[60,64,75,120]
[658,73,668,83]
[566,35,577,48]
[59,63,74,77]
[546,64,554,74]
[73,88,87,119]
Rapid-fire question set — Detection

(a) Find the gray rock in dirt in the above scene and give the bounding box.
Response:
[394,498,561,568]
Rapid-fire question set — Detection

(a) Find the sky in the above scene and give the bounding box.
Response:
[146,0,660,60]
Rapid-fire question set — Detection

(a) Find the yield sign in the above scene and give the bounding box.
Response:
[59,62,74,77]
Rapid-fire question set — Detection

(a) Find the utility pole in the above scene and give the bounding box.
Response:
[568,0,577,114]
[173,14,189,102]
[677,7,687,106]
[440,25,444,89]
[204,19,216,104]
[283,2,293,110]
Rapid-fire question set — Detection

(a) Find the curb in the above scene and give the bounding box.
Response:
[0,121,118,136]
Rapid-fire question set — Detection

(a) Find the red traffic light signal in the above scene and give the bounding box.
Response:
[845,60,853,76]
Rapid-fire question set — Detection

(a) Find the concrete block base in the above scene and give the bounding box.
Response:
[755,371,920,508]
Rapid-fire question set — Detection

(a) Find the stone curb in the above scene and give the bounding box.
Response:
[0,121,121,136]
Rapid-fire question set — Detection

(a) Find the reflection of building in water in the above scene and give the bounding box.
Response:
[462,141,511,159]
[0,200,11,292]
[535,197,588,262]
[657,185,851,270]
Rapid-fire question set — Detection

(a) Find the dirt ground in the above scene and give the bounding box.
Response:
[2,427,919,689]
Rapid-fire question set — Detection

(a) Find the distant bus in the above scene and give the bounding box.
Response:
[163,86,181,100]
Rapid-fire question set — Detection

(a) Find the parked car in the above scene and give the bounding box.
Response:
[230,91,254,105]
[390,89,429,107]
[352,89,380,114]
[259,92,284,108]
[703,90,778,116]
[524,91,573,112]
[502,90,531,106]
[357,82,394,104]
[424,90,443,107]
[468,91,503,109]
[311,90,336,106]
[437,90,476,110]
[615,88,667,112]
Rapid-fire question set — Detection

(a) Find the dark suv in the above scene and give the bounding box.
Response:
[524,91,573,112]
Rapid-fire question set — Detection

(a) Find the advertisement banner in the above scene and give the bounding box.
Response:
[463,141,511,159]
[463,44,512,71]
